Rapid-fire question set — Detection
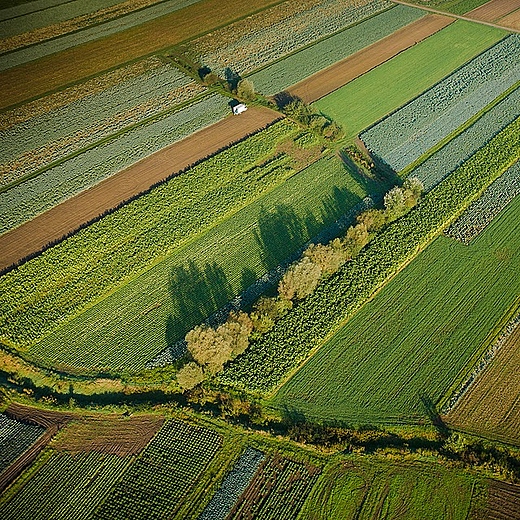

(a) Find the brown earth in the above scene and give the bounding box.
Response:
[0,0,280,110]
[465,0,520,22]
[469,480,520,520]
[51,415,164,456]
[445,325,520,446]
[496,7,520,30]
[0,106,281,272]
[287,14,454,104]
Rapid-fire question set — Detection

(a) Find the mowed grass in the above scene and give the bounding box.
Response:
[28,154,379,373]
[0,0,281,109]
[299,458,474,520]
[314,21,506,138]
[271,184,520,425]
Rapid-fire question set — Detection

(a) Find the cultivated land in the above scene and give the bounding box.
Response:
[271,181,520,425]
[1,0,520,517]
[0,106,280,271]
[314,20,506,137]
[446,322,520,446]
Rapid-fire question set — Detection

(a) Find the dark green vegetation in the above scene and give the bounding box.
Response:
[219,117,520,395]
[407,0,491,15]
[314,21,506,137]
[272,190,520,424]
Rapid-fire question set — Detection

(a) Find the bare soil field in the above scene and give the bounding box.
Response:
[0,106,281,272]
[496,7,520,30]
[445,325,520,446]
[470,480,520,520]
[51,415,164,455]
[0,0,279,110]
[288,14,454,103]
[465,0,520,22]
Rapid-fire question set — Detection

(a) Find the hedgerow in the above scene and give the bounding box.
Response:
[218,117,520,393]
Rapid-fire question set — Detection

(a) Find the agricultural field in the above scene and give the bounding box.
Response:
[24,152,378,373]
[445,317,520,445]
[269,170,520,424]
[314,20,506,137]
[299,458,475,520]
[249,4,426,95]
[1,0,520,517]
[360,34,520,171]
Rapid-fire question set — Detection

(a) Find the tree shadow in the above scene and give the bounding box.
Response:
[338,149,389,197]
[165,261,233,346]
[419,393,450,438]
[224,67,241,91]
[272,91,301,109]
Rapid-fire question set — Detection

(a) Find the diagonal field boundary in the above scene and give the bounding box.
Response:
[288,14,454,103]
[0,107,281,272]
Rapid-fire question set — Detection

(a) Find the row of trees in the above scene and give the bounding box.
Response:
[176,176,423,390]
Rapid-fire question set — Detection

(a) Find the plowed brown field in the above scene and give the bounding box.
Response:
[496,8,520,30]
[288,14,454,103]
[0,107,281,272]
[465,0,520,22]
[445,325,520,446]
[470,480,520,520]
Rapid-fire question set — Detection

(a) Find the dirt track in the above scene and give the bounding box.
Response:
[288,14,454,103]
[0,107,281,271]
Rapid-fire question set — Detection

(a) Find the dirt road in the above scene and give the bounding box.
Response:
[288,14,454,103]
[0,107,281,272]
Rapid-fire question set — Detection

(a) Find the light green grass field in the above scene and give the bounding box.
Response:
[271,183,520,425]
[28,154,379,373]
[314,21,506,137]
[407,0,490,15]
[299,458,475,520]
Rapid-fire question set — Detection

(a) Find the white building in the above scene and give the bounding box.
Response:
[232,103,247,115]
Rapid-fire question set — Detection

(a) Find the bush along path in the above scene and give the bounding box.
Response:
[216,116,520,394]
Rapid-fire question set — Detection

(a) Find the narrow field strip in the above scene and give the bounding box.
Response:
[312,20,505,137]
[0,0,280,110]
[445,160,520,243]
[497,7,520,30]
[360,34,520,171]
[0,106,281,273]
[25,154,374,373]
[0,452,134,520]
[249,5,425,96]
[0,0,202,71]
[289,13,453,104]
[465,0,520,22]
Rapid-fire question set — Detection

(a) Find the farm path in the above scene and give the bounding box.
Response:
[288,14,454,103]
[0,107,281,272]
[392,0,520,32]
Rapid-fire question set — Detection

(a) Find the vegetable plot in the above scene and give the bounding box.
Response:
[360,34,520,172]
[93,420,222,519]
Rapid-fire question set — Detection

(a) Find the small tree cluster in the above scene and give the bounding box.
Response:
[236,78,256,101]
[283,99,342,140]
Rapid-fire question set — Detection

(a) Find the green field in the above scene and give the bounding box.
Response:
[26,153,379,373]
[299,458,475,520]
[408,0,490,15]
[271,181,520,425]
[314,21,506,137]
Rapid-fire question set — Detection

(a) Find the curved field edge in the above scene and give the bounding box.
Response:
[217,117,520,397]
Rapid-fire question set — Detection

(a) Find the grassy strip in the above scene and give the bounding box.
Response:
[314,21,506,138]
[0,0,283,109]
[405,0,491,15]
[218,117,520,395]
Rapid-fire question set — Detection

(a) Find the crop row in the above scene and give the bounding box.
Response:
[249,5,424,95]
[218,117,520,393]
[445,160,520,244]
[0,64,204,187]
[0,451,133,520]
[0,0,164,53]
[0,0,201,71]
[0,413,45,474]
[228,454,320,520]
[188,0,391,78]
[93,420,222,519]
[360,34,520,171]
[0,55,164,131]
[412,85,520,191]
[0,120,299,349]
[200,447,265,520]
[0,93,230,235]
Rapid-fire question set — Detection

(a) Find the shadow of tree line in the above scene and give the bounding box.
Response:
[164,181,366,352]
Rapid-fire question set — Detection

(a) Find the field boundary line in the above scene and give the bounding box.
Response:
[391,0,520,32]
